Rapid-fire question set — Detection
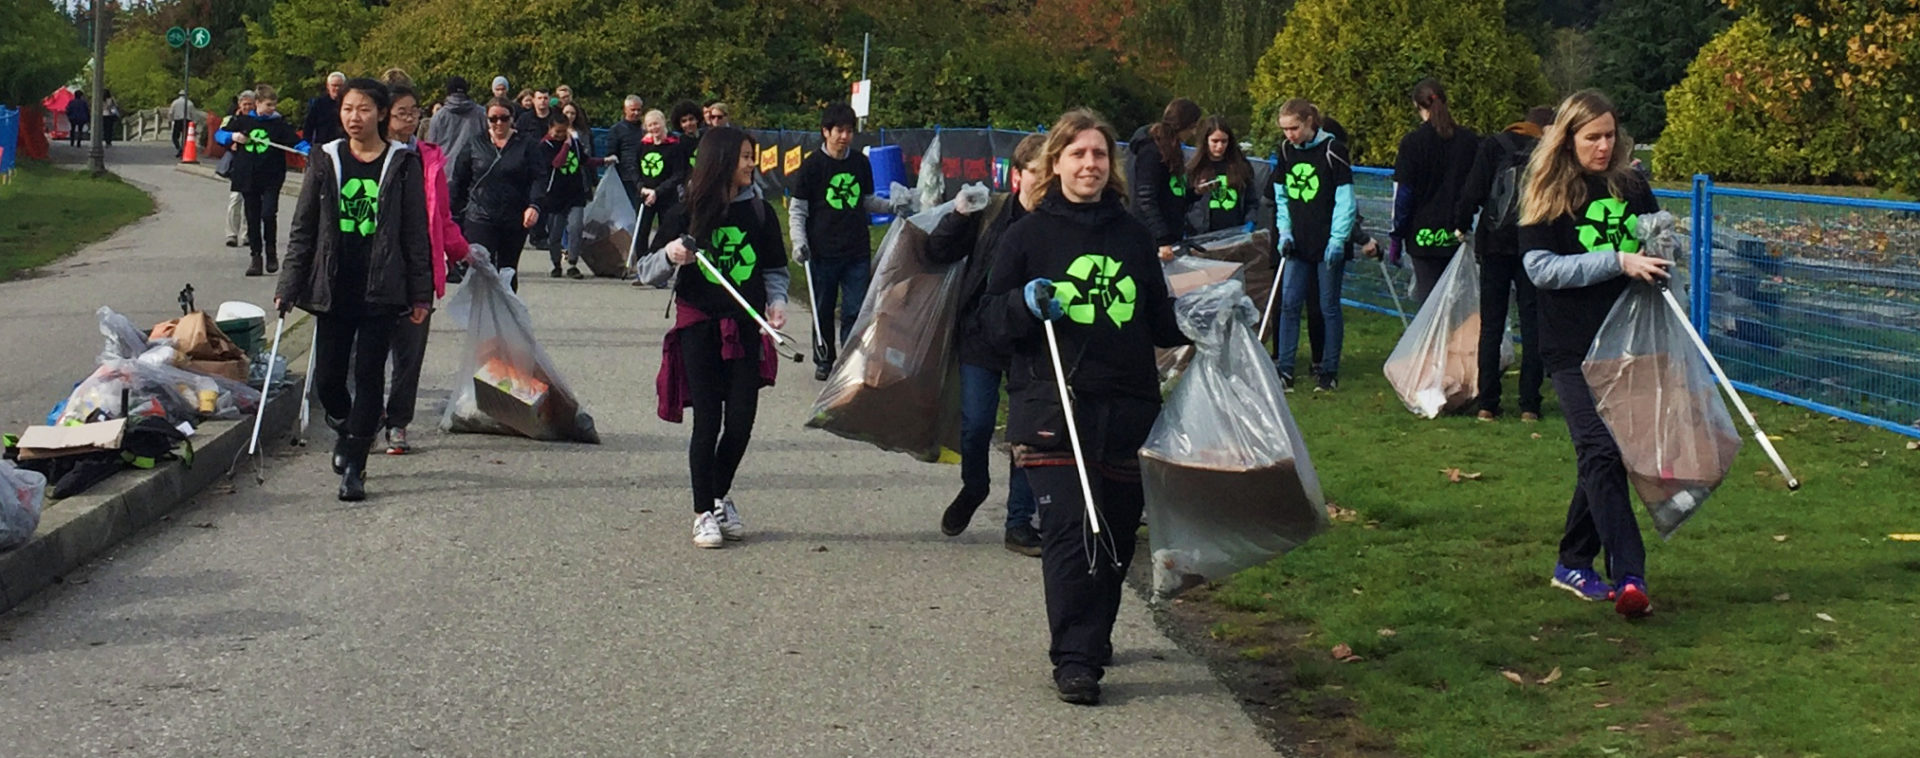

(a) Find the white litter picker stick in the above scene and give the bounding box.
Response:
[1040,312,1105,537]
[231,313,286,483]
[1256,255,1288,342]
[1657,284,1801,490]
[1379,258,1410,326]
[625,202,650,274]
[292,328,316,446]
[803,259,830,363]
[266,141,307,155]
[689,248,806,362]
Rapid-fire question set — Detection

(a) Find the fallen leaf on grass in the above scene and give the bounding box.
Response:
[1537,667,1562,685]
[1377,628,1397,638]
[1329,644,1362,662]
[1774,593,1792,602]
[1906,440,1919,451]
[1816,612,1836,623]
[1501,670,1525,685]
[1440,467,1483,483]
[1326,504,1358,522]
[1889,534,1920,542]
[1530,432,1542,439]
[1594,701,1614,709]
[1773,534,1790,542]
[1606,725,1626,732]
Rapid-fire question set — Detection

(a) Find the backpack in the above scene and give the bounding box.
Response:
[9,416,194,500]
[1482,132,1536,234]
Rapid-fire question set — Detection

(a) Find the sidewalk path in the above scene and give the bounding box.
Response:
[0,143,1279,756]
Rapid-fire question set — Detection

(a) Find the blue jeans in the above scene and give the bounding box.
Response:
[960,363,1037,529]
[807,255,872,367]
[1275,256,1347,378]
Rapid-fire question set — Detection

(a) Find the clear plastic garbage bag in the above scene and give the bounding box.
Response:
[0,461,48,551]
[441,246,599,443]
[1582,213,1740,538]
[1142,279,1328,597]
[1156,255,1247,386]
[804,184,984,462]
[577,168,638,277]
[57,344,260,425]
[97,306,157,363]
[1382,245,1513,417]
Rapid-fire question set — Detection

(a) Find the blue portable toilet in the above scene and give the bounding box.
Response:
[868,144,906,225]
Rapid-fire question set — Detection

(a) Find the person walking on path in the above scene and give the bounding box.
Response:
[1184,116,1261,235]
[169,90,195,157]
[539,109,607,279]
[704,102,733,130]
[65,90,90,148]
[979,110,1190,705]
[425,76,487,168]
[303,73,348,147]
[276,77,432,502]
[671,100,704,146]
[221,91,256,248]
[631,109,688,260]
[448,97,548,292]
[927,132,1049,557]
[635,127,792,550]
[1391,78,1481,302]
[1519,90,1669,619]
[1271,100,1357,393]
[789,103,906,380]
[491,76,512,106]
[101,90,120,147]
[1456,106,1555,422]
[605,96,648,207]
[1127,98,1202,260]
[380,77,472,456]
[216,84,308,277]
[513,90,552,140]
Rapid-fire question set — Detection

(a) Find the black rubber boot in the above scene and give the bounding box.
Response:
[337,435,373,502]
[245,254,264,277]
[940,484,989,537]
[331,433,350,475]
[265,242,280,274]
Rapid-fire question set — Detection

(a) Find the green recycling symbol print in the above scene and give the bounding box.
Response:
[1209,184,1240,212]
[1052,254,1137,328]
[1168,175,1187,199]
[244,128,270,154]
[1285,163,1320,202]
[703,226,758,286]
[338,177,380,237]
[1415,228,1454,247]
[1578,198,1641,253]
[641,151,666,178]
[559,150,580,176]
[825,172,862,211]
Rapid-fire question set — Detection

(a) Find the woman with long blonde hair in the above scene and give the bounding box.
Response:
[980,109,1189,705]
[1519,90,1673,619]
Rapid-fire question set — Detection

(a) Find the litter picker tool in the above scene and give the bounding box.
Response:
[1656,283,1800,490]
[803,259,830,367]
[266,141,307,156]
[1379,258,1410,326]
[684,240,805,363]
[290,328,316,446]
[625,202,651,275]
[1256,255,1288,342]
[229,312,286,484]
[1035,287,1107,538]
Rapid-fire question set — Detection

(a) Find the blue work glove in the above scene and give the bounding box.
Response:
[293,140,312,156]
[1326,241,1347,265]
[1387,237,1404,267]
[1024,278,1063,321]
[1278,232,1294,253]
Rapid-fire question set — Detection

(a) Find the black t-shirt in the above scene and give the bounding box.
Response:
[1278,137,1354,263]
[1192,158,1253,233]
[1519,173,1660,373]
[334,146,390,316]
[539,136,589,211]
[792,149,875,259]
[1393,122,1480,256]
[658,196,790,319]
[635,135,687,191]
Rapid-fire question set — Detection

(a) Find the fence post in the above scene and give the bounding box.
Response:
[1691,173,1714,338]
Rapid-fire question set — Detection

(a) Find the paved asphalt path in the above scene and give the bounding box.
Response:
[0,142,1277,756]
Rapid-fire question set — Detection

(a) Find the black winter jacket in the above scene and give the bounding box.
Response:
[1127,125,1192,246]
[448,132,550,227]
[605,120,646,190]
[926,192,1025,372]
[277,140,432,315]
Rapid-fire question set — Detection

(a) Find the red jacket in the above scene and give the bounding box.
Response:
[416,140,471,298]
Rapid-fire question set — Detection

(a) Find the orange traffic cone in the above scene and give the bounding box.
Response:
[181,122,199,164]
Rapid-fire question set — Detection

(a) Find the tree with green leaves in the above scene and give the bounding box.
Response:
[1247,0,1552,164]
[1126,0,1292,130]
[245,0,383,121]
[1588,0,1733,143]
[1,0,89,107]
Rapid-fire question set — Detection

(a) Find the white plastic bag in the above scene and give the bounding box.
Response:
[441,246,600,443]
[577,169,638,277]
[1142,279,1328,596]
[1382,245,1513,417]
[0,461,48,551]
[97,306,161,364]
[59,345,259,425]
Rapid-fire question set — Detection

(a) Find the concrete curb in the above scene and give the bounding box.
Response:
[0,318,313,614]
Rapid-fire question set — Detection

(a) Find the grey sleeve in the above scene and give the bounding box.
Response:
[634,250,677,288]
[1524,249,1623,290]
[787,198,812,252]
[859,193,892,214]
[763,266,791,306]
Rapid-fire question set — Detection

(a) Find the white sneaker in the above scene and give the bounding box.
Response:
[715,497,746,541]
[692,512,724,549]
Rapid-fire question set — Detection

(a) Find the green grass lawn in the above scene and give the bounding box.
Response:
[1192,309,1920,757]
[0,162,154,280]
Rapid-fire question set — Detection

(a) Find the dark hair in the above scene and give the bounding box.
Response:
[685,127,756,239]
[1186,116,1251,192]
[445,76,469,95]
[1411,78,1457,140]
[387,81,418,105]
[820,103,857,132]
[1526,106,1555,128]
[545,109,572,131]
[340,77,392,138]
[486,97,516,113]
[1150,98,1203,174]
[670,100,702,131]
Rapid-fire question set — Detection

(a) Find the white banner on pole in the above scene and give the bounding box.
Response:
[851,80,872,118]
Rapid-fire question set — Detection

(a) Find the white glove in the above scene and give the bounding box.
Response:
[953,183,990,216]
[603,155,619,165]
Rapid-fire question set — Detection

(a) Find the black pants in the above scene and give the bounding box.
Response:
[1477,252,1544,415]
[385,311,431,429]
[242,190,281,255]
[1550,368,1646,581]
[682,318,762,514]
[1411,255,1451,303]
[463,218,528,291]
[314,312,397,439]
[1027,461,1146,681]
[69,123,86,147]
[172,120,187,155]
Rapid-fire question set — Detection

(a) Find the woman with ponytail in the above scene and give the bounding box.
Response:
[1390,78,1481,301]
[1127,98,1203,259]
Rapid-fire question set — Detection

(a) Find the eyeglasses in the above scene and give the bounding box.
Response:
[392,109,420,121]
[488,115,512,123]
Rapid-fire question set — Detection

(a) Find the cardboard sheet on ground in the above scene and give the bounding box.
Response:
[1143,279,1328,597]
[1383,246,1513,417]
[441,246,600,443]
[576,169,637,277]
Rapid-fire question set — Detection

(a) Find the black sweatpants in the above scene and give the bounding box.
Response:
[1411,255,1451,303]
[1550,367,1646,582]
[1477,252,1544,415]
[463,218,528,291]
[385,311,431,429]
[1026,461,1146,681]
[242,190,281,255]
[681,318,762,514]
[314,312,397,439]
